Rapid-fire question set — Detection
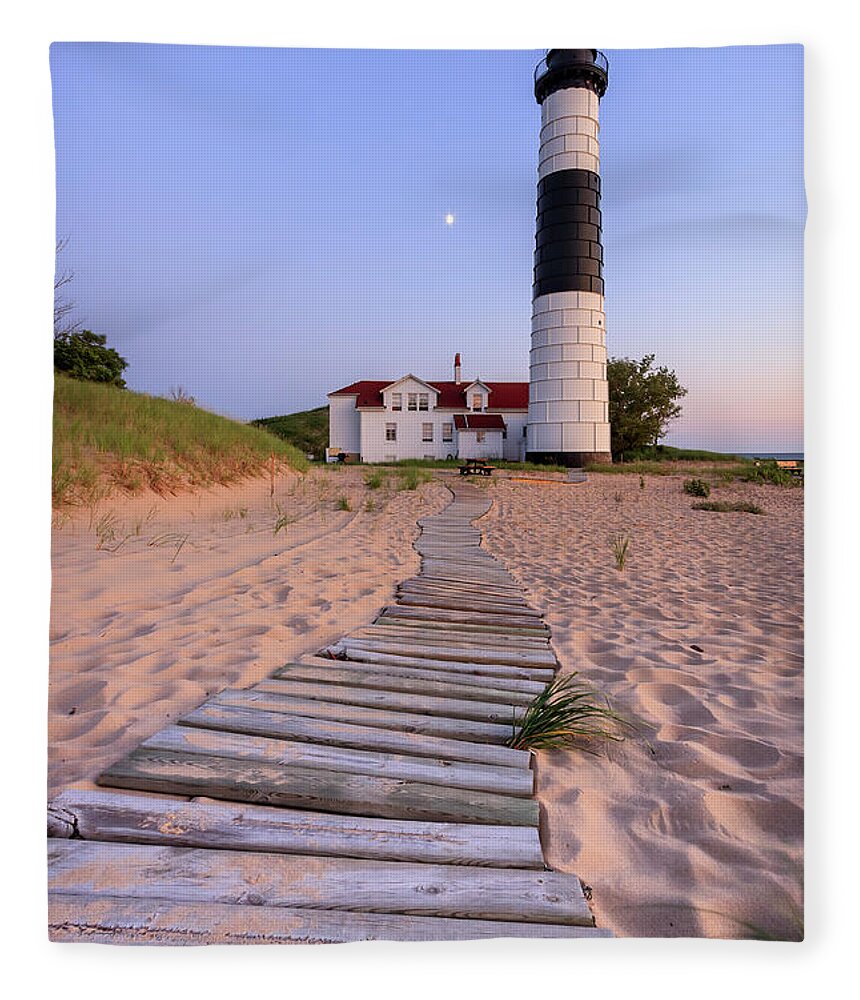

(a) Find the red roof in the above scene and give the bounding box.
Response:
[453,413,507,430]
[329,380,528,410]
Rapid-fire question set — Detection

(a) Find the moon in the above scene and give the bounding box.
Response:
[444,213,455,226]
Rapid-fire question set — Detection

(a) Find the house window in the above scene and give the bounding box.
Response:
[442,423,453,442]
[407,393,418,411]
[391,393,402,411]
[422,423,434,442]
[476,430,486,443]
[385,423,397,442]
[523,426,527,437]
[418,393,429,411]
[471,393,483,411]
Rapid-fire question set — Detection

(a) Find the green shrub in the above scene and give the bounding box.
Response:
[683,478,711,498]
[739,462,799,486]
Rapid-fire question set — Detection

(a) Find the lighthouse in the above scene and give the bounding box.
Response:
[527,49,612,466]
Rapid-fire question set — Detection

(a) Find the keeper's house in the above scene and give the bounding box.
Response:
[328,354,528,464]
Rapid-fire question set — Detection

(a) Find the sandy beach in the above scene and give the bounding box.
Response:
[49,467,448,795]
[481,472,803,939]
[49,466,802,940]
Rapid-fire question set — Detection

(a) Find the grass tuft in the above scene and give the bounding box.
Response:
[364,470,386,490]
[397,467,432,491]
[692,500,765,515]
[508,672,631,752]
[611,533,630,570]
[337,495,352,511]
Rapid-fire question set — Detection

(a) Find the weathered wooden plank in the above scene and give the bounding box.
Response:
[375,616,552,639]
[349,632,549,655]
[179,702,531,769]
[335,646,555,683]
[401,575,527,597]
[276,662,544,702]
[291,657,548,697]
[49,840,594,925]
[333,637,556,668]
[383,604,550,631]
[399,581,534,607]
[48,894,612,943]
[351,626,549,652]
[48,790,543,866]
[397,594,544,617]
[213,689,517,744]
[98,749,539,826]
[251,678,526,725]
[140,723,533,796]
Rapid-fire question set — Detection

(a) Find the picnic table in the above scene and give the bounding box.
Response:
[459,459,495,477]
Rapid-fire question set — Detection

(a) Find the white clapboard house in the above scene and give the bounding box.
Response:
[328,354,528,463]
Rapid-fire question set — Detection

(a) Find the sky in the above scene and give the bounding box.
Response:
[51,43,804,452]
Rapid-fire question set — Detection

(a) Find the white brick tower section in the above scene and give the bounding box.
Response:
[527,49,611,466]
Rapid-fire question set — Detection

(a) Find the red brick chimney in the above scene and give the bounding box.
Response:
[454,352,462,385]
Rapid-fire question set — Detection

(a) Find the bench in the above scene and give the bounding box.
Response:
[459,460,496,477]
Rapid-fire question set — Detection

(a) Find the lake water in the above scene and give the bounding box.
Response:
[738,453,804,461]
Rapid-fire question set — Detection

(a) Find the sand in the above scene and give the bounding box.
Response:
[49,466,448,795]
[49,465,803,940]
[481,472,803,939]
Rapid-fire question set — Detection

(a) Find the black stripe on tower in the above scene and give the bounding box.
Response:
[533,169,604,298]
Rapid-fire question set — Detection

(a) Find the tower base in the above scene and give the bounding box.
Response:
[526,451,612,468]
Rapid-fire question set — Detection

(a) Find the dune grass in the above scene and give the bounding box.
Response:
[53,375,308,506]
[692,500,766,515]
[251,406,328,458]
[508,672,631,752]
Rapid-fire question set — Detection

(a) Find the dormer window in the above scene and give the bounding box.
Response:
[471,393,484,412]
[391,393,402,411]
[407,393,418,411]
[418,393,430,411]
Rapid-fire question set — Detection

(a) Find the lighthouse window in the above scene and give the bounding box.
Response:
[391,393,402,411]
[407,393,418,411]
[442,423,453,442]
[385,423,397,442]
[418,393,430,411]
[422,423,434,442]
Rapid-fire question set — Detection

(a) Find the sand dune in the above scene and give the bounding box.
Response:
[49,467,448,795]
[481,473,803,939]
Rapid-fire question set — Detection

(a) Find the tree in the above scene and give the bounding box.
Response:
[54,330,128,387]
[607,354,687,458]
[54,236,81,337]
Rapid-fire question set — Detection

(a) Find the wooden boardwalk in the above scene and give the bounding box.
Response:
[48,483,611,943]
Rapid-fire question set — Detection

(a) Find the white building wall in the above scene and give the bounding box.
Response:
[360,409,458,463]
[358,408,527,463]
[458,430,505,461]
[328,395,361,456]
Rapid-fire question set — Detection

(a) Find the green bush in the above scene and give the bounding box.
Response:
[739,462,799,486]
[683,478,711,497]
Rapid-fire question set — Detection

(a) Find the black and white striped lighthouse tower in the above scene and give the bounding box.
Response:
[527,49,612,466]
